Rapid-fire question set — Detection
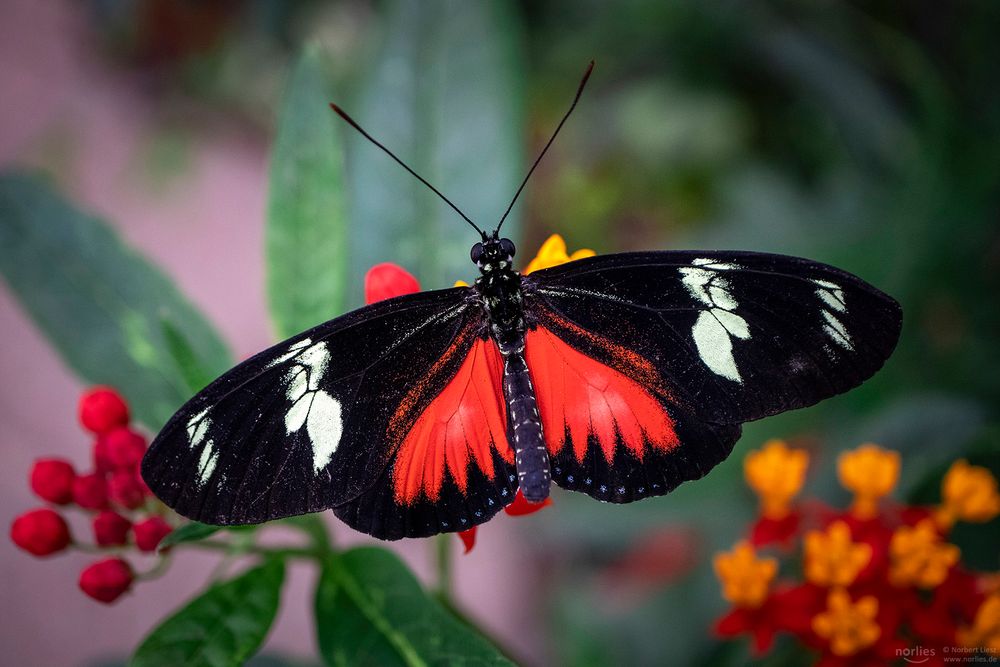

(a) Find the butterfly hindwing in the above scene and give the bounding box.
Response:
[142,287,492,526]
[333,335,518,539]
[524,250,901,425]
[523,306,742,502]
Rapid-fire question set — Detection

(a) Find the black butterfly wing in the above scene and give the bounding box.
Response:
[142,287,515,536]
[523,250,901,426]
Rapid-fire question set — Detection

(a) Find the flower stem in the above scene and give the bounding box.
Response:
[434,533,453,605]
[178,539,325,560]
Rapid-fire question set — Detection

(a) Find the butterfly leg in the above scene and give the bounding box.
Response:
[500,334,551,502]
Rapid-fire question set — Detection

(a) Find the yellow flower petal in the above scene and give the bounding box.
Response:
[804,521,871,587]
[523,234,595,274]
[744,439,809,519]
[838,444,900,519]
[957,593,1000,650]
[937,460,1000,529]
[889,519,960,589]
[812,589,881,657]
[712,541,778,609]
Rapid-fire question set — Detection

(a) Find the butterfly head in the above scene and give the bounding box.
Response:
[471,236,516,274]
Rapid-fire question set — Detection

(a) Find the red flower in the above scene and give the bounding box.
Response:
[10,508,71,556]
[458,527,477,553]
[78,387,130,435]
[133,517,172,552]
[714,583,825,654]
[458,490,553,553]
[72,472,109,509]
[79,558,133,603]
[749,512,800,547]
[93,511,131,546]
[108,470,146,509]
[29,458,76,505]
[364,263,420,304]
[92,437,114,473]
[102,427,147,469]
[503,489,553,516]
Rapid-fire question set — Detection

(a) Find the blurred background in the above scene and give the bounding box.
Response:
[1,1,998,665]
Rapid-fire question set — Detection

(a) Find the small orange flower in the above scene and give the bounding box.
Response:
[744,440,809,520]
[838,444,900,519]
[713,541,778,609]
[889,519,960,589]
[804,521,871,587]
[523,234,595,274]
[957,592,1000,651]
[812,588,881,657]
[936,460,1000,530]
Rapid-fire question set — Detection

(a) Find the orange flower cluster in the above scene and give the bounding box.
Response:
[714,440,1000,667]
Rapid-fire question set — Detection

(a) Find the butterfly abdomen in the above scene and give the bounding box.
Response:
[500,333,551,502]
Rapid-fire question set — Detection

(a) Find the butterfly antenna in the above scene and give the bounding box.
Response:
[495,60,594,235]
[329,103,486,238]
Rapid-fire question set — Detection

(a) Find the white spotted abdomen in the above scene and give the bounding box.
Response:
[500,335,550,502]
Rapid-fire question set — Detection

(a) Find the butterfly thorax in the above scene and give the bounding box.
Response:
[471,237,526,351]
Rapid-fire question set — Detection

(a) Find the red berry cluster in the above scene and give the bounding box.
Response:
[9,387,174,604]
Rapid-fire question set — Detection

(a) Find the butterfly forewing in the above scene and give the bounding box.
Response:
[142,287,485,526]
[524,250,901,425]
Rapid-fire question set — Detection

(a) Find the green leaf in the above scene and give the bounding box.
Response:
[347,0,525,298]
[315,547,514,667]
[281,513,331,551]
[157,522,220,550]
[266,45,348,338]
[0,171,232,429]
[131,560,285,667]
[161,318,217,393]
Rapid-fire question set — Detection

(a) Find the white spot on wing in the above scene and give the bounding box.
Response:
[680,258,750,382]
[286,368,309,403]
[267,337,313,368]
[285,393,311,433]
[813,280,853,351]
[280,341,344,473]
[822,309,853,349]
[692,312,742,382]
[306,392,343,472]
[197,439,219,486]
[186,408,211,449]
[817,289,846,312]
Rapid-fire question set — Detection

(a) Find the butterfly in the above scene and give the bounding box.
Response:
[141,63,902,540]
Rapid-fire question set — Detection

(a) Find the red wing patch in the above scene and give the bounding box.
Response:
[525,325,679,463]
[392,338,513,505]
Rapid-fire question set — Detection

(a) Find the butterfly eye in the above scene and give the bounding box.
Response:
[499,238,516,258]
[470,242,484,264]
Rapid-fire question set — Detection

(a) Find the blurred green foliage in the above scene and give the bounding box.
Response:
[3,0,998,665]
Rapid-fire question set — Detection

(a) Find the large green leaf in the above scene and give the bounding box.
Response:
[131,560,285,667]
[0,172,232,429]
[266,45,348,338]
[347,0,525,299]
[315,547,514,667]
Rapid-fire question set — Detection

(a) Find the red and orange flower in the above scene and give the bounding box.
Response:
[714,440,999,665]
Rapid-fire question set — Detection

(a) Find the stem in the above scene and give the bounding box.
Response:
[135,553,172,581]
[178,539,325,560]
[434,533,453,605]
